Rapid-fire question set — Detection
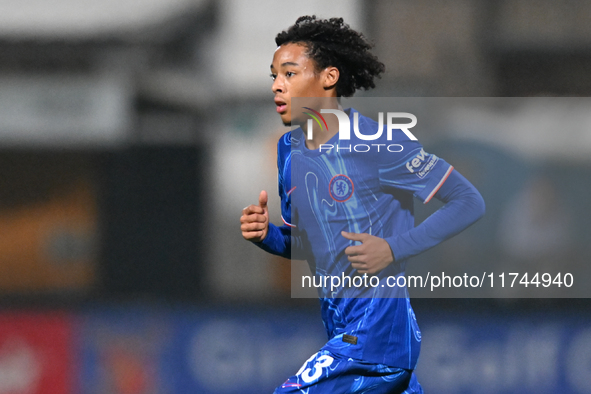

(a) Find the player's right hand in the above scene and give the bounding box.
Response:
[240,190,269,243]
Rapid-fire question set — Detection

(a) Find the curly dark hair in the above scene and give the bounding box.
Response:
[275,15,385,97]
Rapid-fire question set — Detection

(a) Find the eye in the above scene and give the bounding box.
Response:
[286,71,294,77]
[270,73,277,80]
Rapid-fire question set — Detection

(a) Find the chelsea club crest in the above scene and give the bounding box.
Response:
[329,174,354,202]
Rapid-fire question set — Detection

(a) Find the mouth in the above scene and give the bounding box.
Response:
[274,98,287,114]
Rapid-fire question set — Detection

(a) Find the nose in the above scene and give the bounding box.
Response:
[272,76,283,94]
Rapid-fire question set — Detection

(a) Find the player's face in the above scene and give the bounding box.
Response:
[270,43,332,126]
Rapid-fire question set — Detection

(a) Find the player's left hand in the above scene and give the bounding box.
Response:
[341,231,395,275]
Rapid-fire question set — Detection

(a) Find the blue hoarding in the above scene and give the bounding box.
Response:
[75,305,591,394]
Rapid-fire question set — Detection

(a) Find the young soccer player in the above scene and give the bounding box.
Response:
[240,16,485,393]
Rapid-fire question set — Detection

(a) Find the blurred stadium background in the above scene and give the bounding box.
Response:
[0,0,590,392]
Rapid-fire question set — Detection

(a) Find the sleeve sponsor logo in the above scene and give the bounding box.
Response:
[405,149,439,179]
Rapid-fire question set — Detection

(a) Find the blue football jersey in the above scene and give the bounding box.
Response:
[276,108,453,369]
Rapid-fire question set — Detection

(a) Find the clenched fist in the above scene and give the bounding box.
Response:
[240,190,270,243]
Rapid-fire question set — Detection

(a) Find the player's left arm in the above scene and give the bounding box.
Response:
[343,169,484,274]
[342,230,397,274]
[384,168,485,263]
[343,134,485,274]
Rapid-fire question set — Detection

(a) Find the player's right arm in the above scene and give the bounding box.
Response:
[241,189,297,259]
[241,132,305,259]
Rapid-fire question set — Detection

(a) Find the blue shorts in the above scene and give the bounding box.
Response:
[274,349,423,394]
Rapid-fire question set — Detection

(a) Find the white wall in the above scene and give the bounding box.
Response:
[204,0,363,98]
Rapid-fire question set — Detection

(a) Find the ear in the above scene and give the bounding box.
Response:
[322,66,339,91]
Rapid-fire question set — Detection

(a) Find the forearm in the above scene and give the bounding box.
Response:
[255,223,306,260]
[385,170,485,261]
